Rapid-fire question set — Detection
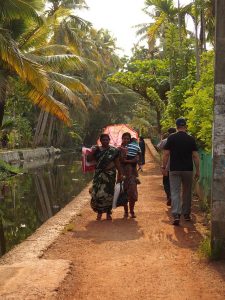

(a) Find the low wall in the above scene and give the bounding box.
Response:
[0,146,61,164]
[144,139,160,164]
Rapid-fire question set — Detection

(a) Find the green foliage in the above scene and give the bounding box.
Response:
[110,59,170,99]
[13,117,33,148]
[109,58,170,133]
[83,90,141,144]
[161,75,195,129]
[130,99,157,136]
[164,23,195,87]
[0,160,21,181]
[198,234,224,261]
[161,52,213,150]
[6,77,34,118]
[146,87,164,112]
[183,51,214,150]
[0,0,216,151]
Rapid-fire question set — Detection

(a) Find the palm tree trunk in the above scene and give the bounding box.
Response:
[37,111,49,145]
[0,216,6,256]
[47,115,54,146]
[33,110,49,146]
[0,72,8,127]
[34,110,45,146]
[156,110,161,134]
[177,0,182,48]
[200,8,206,52]
[194,0,200,81]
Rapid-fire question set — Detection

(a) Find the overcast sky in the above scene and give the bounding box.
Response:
[79,0,193,56]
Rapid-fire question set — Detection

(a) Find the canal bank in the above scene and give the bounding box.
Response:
[0,181,91,265]
[0,164,92,299]
[0,147,61,165]
[0,150,92,257]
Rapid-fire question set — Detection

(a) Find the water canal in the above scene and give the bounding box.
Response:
[0,152,92,256]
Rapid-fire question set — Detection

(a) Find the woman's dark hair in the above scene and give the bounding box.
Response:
[168,127,176,134]
[122,132,131,139]
[100,133,110,141]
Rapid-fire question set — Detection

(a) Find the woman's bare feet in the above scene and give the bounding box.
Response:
[106,213,112,220]
[96,213,102,221]
[130,212,136,218]
[123,212,129,218]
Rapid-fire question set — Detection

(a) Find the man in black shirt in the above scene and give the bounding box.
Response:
[162,118,200,226]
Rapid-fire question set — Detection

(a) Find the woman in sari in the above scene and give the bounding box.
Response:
[89,134,122,220]
[119,132,139,218]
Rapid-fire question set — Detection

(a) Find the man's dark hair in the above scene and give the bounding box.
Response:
[176,118,186,127]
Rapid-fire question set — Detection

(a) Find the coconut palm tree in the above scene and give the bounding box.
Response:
[21,0,122,146]
[0,0,74,127]
[143,0,178,51]
[183,0,215,81]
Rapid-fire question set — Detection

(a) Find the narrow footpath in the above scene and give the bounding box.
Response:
[45,146,225,300]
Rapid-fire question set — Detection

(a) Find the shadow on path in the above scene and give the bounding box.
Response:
[73,218,144,244]
[163,207,203,250]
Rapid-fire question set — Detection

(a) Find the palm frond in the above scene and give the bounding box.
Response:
[68,15,92,31]
[29,44,71,55]
[0,0,41,24]
[49,72,92,96]
[27,88,71,125]
[0,32,49,92]
[20,7,72,50]
[147,13,166,43]
[135,23,152,36]
[19,19,52,50]
[22,0,45,11]
[26,53,87,71]
[61,21,81,54]
[51,80,87,110]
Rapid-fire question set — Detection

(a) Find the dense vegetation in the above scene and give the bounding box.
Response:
[0,0,215,151]
[0,0,142,149]
[111,0,215,150]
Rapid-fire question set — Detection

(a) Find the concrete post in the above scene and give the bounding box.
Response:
[211,0,225,257]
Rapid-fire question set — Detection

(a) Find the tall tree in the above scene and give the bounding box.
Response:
[0,0,72,126]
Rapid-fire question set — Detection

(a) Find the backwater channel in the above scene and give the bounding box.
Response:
[0,152,92,257]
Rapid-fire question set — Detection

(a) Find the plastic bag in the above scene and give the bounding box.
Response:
[112,182,128,209]
[112,183,121,209]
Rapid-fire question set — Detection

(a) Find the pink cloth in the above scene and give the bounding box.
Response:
[82,147,96,173]
[97,124,138,148]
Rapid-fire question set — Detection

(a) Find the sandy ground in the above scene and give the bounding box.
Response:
[0,259,71,299]
[45,147,225,300]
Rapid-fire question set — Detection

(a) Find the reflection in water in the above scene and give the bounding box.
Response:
[0,153,92,256]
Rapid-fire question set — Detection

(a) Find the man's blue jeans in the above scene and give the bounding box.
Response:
[169,171,193,217]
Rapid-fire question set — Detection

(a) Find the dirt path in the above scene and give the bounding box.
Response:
[45,147,225,300]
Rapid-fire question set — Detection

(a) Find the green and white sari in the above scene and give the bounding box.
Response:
[91,146,119,213]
